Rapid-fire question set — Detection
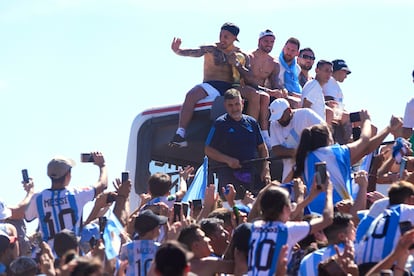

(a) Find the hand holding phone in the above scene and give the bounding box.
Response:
[121,171,129,183]
[349,112,361,123]
[315,162,327,188]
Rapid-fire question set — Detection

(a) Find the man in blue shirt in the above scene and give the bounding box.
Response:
[205,89,270,199]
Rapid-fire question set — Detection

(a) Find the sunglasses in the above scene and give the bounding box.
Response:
[300,54,315,61]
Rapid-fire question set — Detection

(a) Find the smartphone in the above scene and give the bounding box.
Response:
[192,199,203,211]
[173,202,182,222]
[80,153,94,162]
[315,162,327,188]
[224,184,231,195]
[233,206,240,225]
[121,171,129,183]
[106,193,116,203]
[349,112,361,123]
[399,221,414,249]
[98,216,107,239]
[182,202,189,218]
[21,169,29,183]
[352,127,361,141]
[400,157,408,179]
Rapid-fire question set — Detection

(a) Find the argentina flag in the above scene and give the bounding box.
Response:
[182,156,208,202]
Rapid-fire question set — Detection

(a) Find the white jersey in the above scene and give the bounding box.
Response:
[301,79,326,120]
[355,204,414,265]
[269,108,324,181]
[248,220,309,276]
[322,77,343,102]
[120,240,159,276]
[299,244,344,276]
[403,98,414,128]
[25,186,95,243]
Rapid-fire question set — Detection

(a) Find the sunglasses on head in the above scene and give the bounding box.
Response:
[300,54,315,60]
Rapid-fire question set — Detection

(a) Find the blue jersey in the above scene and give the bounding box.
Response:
[247,220,309,276]
[25,186,95,244]
[355,204,414,264]
[303,144,352,214]
[120,240,159,276]
[299,244,344,276]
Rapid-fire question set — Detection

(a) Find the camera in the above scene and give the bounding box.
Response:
[80,153,94,162]
[314,161,327,188]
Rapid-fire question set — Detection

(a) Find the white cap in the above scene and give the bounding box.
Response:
[269,98,290,121]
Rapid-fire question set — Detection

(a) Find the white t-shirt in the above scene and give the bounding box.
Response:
[322,76,343,103]
[403,98,414,128]
[269,108,324,181]
[301,79,326,120]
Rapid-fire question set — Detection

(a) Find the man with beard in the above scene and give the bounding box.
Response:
[269,98,324,182]
[277,37,302,95]
[244,29,288,149]
[297,48,316,87]
[169,22,260,148]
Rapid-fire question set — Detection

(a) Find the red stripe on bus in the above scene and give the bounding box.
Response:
[142,101,213,115]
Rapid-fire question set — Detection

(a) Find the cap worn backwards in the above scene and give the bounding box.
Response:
[332,59,351,74]
[47,156,75,179]
[221,22,240,41]
[259,29,275,40]
[135,209,168,234]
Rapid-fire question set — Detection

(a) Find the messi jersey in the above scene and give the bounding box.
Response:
[299,244,344,276]
[120,240,159,276]
[25,186,95,243]
[247,220,309,276]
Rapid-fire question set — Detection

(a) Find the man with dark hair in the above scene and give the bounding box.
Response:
[23,152,107,246]
[169,22,260,148]
[199,217,230,257]
[277,37,302,96]
[53,229,79,259]
[355,180,414,274]
[231,181,333,275]
[301,60,334,123]
[205,88,270,200]
[119,209,167,276]
[299,212,356,276]
[153,240,193,276]
[297,47,316,87]
[177,224,234,275]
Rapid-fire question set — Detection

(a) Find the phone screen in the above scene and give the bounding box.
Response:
[349,112,361,123]
[315,162,327,187]
[121,172,129,182]
[80,153,94,162]
[173,203,182,222]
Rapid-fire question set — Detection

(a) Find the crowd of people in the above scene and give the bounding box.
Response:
[1,22,414,276]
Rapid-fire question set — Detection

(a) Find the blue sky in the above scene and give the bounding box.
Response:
[0,0,413,231]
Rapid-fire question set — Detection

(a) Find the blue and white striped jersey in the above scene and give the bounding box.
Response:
[25,186,95,245]
[120,240,159,276]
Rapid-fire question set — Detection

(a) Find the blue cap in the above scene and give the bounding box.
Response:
[79,223,100,253]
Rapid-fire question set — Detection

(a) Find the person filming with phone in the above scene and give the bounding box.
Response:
[15,152,107,248]
[293,110,402,214]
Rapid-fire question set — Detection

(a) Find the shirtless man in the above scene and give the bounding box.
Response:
[245,29,288,148]
[169,22,260,148]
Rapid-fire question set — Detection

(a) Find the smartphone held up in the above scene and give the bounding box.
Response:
[21,169,30,183]
[80,153,94,163]
[315,161,327,188]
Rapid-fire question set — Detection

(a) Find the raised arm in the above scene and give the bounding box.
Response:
[309,175,334,234]
[10,180,35,220]
[92,151,108,196]
[171,37,207,57]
